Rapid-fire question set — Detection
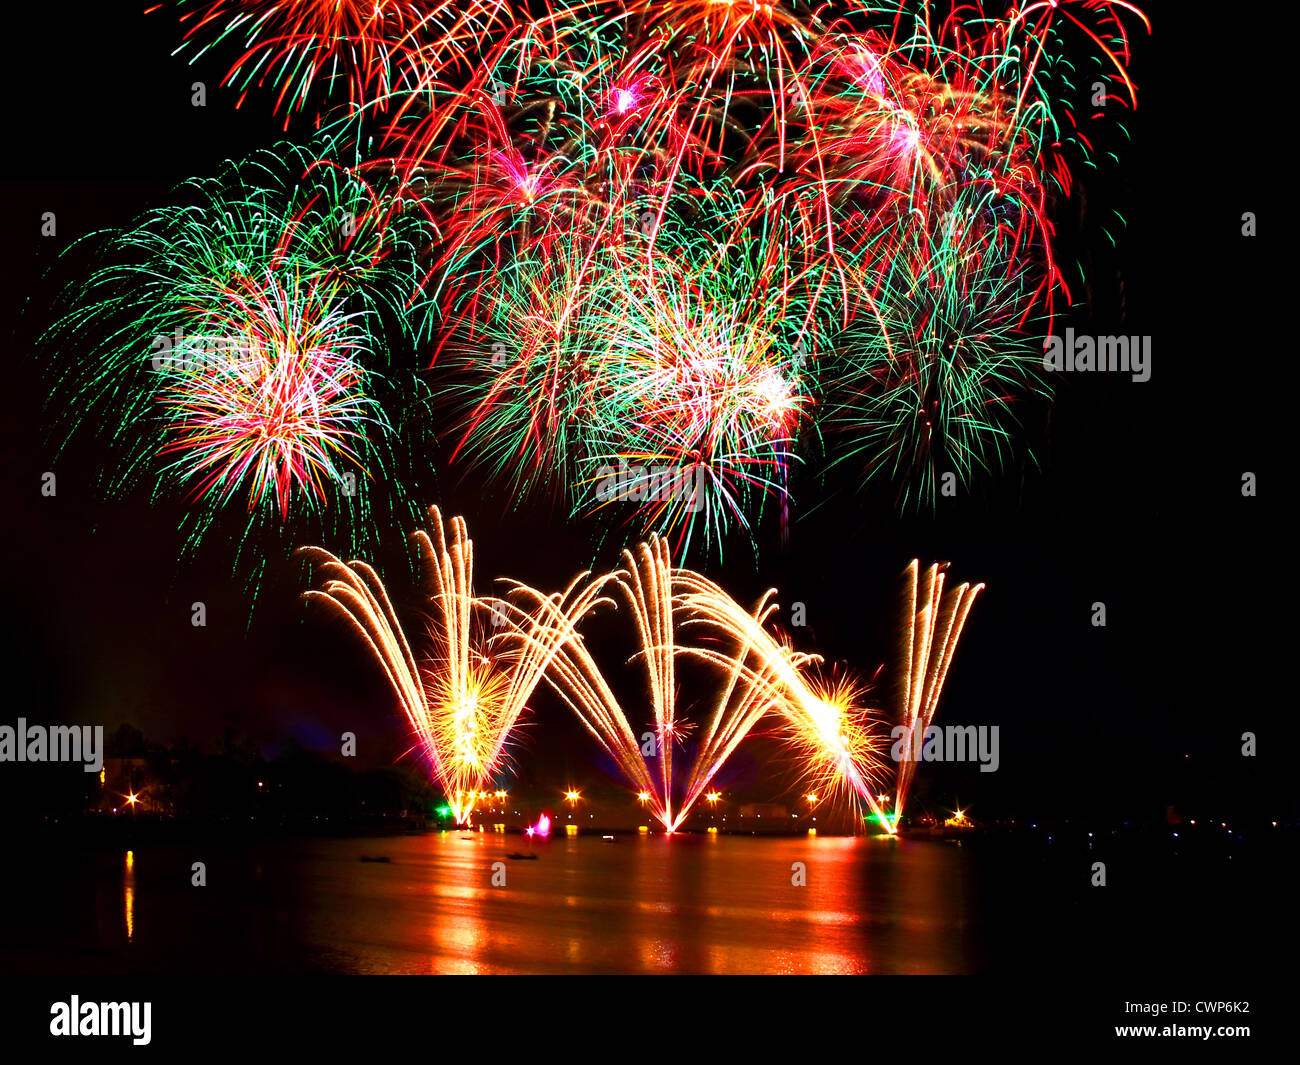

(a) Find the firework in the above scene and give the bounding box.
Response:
[363,0,1146,549]
[104,0,1148,563]
[301,510,981,828]
[823,193,1049,507]
[507,534,889,830]
[155,0,512,122]
[301,507,575,823]
[155,270,376,517]
[434,175,818,555]
[40,133,431,596]
[500,537,772,830]
[891,559,985,827]
[674,568,893,827]
[573,245,812,555]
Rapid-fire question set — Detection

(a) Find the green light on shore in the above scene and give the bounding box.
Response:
[436,806,452,817]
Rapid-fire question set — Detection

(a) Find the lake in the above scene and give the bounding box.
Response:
[3,826,1282,975]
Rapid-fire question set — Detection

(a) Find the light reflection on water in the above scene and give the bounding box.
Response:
[8,827,1279,976]
[277,832,972,974]
[17,832,974,974]
[123,849,134,942]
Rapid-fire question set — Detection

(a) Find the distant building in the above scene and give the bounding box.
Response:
[91,757,174,815]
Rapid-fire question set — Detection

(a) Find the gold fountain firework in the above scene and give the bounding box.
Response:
[301,512,981,832]
[891,559,984,829]
[507,536,810,831]
[300,506,573,824]
[509,535,892,832]
[674,568,893,829]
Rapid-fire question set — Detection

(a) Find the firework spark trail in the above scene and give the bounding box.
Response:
[361,0,1145,547]
[38,131,435,599]
[621,538,678,823]
[66,1,1148,579]
[506,535,896,831]
[504,536,804,831]
[156,0,515,123]
[674,569,893,829]
[506,539,690,831]
[156,270,375,517]
[892,559,985,827]
[823,193,1049,508]
[300,516,982,829]
[502,570,668,817]
[300,507,575,823]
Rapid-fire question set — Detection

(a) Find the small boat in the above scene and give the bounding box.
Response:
[505,852,538,860]
[601,835,616,842]
[359,855,391,863]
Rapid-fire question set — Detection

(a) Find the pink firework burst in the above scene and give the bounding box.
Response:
[155,271,375,518]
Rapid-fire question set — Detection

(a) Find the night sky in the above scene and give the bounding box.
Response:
[0,1,1283,826]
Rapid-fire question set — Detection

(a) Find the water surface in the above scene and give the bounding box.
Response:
[9,832,981,974]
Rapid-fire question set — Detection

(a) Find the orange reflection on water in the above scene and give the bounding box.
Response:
[277,832,974,973]
[422,835,491,973]
[123,850,135,942]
